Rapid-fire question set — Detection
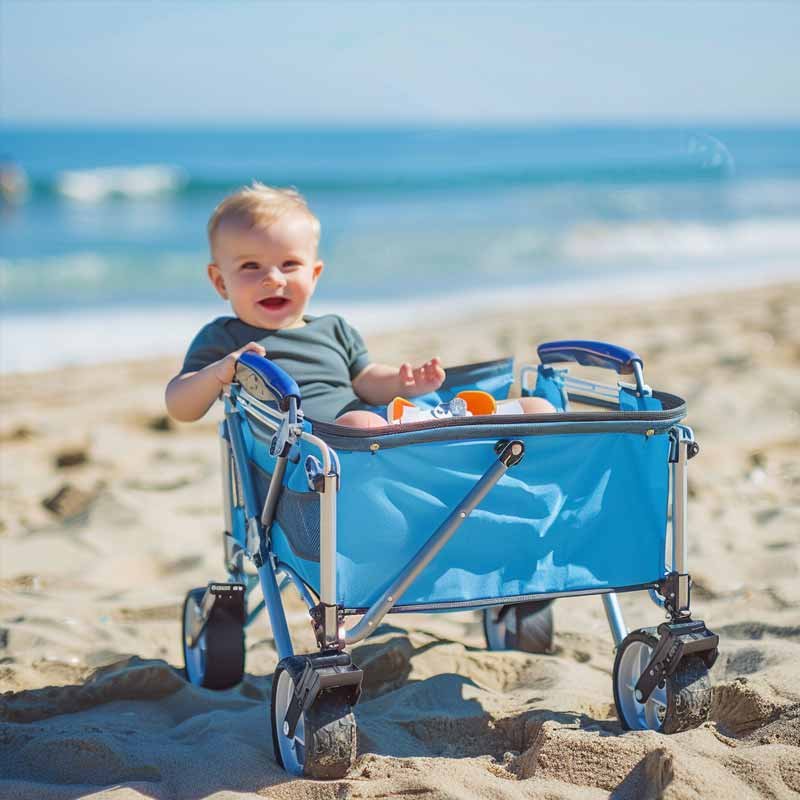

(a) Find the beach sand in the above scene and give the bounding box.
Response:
[1,282,798,799]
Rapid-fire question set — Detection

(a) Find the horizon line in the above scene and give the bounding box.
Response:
[2,117,800,132]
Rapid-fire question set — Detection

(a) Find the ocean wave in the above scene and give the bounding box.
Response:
[54,165,186,202]
[2,216,799,311]
[558,217,800,263]
[23,159,741,203]
[0,251,206,307]
[727,179,800,214]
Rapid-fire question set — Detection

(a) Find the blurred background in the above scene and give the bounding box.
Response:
[1,1,798,372]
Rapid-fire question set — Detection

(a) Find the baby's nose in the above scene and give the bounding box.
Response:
[262,267,287,286]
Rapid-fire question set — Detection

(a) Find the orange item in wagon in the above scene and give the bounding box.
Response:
[455,390,497,416]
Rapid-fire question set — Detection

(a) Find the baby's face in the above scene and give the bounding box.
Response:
[208,211,323,329]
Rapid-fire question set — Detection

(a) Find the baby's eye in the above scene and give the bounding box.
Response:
[240,261,260,270]
[281,260,302,270]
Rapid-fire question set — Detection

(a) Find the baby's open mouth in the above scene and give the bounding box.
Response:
[259,297,290,310]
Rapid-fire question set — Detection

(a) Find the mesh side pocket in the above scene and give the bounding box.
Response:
[251,461,321,563]
[275,489,321,563]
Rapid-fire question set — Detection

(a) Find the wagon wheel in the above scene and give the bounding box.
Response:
[613,629,712,733]
[271,656,357,779]
[483,600,554,654]
[182,587,245,690]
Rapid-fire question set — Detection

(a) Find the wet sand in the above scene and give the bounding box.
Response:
[1,282,798,799]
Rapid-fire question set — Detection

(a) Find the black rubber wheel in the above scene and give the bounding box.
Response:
[271,656,357,779]
[483,600,554,654]
[613,629,712,733]
[182,587,245,690]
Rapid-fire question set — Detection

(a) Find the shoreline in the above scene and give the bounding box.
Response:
[2,261,797,375]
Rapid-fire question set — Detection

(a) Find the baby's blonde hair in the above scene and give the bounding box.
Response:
[207,181,320,255]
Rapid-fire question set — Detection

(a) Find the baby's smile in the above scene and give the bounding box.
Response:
[259,297,290,310]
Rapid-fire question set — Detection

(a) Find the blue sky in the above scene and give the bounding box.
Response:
[2,1,798,125]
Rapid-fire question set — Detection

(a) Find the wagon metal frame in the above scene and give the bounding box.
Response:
[181,340,719,778]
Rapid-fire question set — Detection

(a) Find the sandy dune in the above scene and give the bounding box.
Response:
[1,282,798,799]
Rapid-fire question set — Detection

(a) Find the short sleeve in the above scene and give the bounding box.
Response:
[340,318,370,378]
[180,319,238,375]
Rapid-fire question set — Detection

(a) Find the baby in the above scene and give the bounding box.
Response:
[165,183,552,426]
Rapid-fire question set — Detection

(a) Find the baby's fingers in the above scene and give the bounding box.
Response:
[400,363,414,385]
[424,357,445,381]
[230,342,267,369]
[413,363,429,379]
[241,341,267,357]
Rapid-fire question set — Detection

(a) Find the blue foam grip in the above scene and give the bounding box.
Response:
[537,340,643,375]
[236,352,301,412]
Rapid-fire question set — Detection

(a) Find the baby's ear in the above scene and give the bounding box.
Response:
[312,260,324,282]
[207,263,228,299]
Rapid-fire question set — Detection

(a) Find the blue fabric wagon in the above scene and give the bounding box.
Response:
[180,340,719,778]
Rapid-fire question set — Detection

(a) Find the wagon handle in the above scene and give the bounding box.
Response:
[537,340,648,396]
[537,340,642,373]
[235,352,302,413]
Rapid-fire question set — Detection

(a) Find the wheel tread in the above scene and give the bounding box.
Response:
[305,695,357,779]
[272,659,357,780]
[182,587,245,690]
[663,655,712,734]
[203,609,246,690]
[614,631,713,734]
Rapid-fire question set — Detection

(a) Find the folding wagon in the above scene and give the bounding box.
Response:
[180,340,719,778]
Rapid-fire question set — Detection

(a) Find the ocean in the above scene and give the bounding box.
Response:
[1,125,798,372]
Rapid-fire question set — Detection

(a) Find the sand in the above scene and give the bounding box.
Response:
[1,282,798,799]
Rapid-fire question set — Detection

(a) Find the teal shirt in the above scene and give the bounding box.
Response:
[181,314,371,422]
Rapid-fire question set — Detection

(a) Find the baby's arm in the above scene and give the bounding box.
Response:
[165,342,266,422]
[352,358,445,405]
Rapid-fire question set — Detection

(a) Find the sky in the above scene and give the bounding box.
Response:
[1,1,799,125]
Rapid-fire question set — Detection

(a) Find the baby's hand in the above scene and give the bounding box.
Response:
[399,357,445,396]
[213,341,267,386]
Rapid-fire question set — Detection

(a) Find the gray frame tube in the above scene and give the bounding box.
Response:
[319,470,338,606]
[672,433,690,611]
[520,362,649,401]
[345,449,518,645]
[226,407,294,661]
[602,592,628,647]
[260,455,287,529]
[632,361,648,396]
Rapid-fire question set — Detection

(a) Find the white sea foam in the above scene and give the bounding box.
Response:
[55,165,185,203]
[727,179,800,214]
[559,217,800,264]
[0,305,220,374]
